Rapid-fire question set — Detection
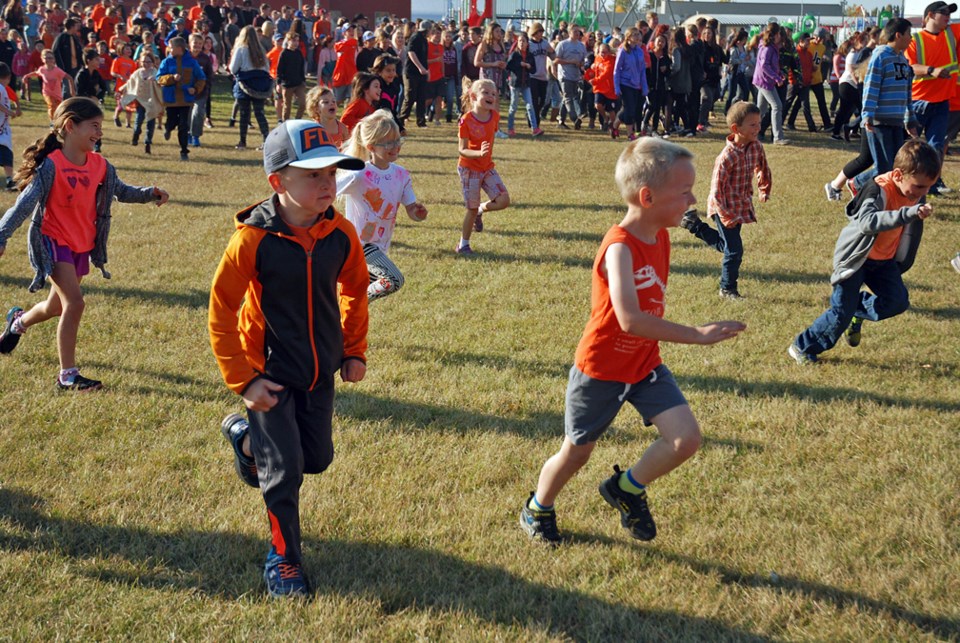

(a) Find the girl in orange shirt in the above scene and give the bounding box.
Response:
[111,43,137,128]
[0,98,170,390]
[306,85,349,148]
[340,72,381,134]
[455,78,511,255]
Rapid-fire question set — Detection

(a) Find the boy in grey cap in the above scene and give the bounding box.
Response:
[209,119,369,598]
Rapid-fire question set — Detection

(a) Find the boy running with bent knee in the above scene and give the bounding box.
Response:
[520,138,746,545]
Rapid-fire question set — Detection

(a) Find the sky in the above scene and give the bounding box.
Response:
[409,0,905,20]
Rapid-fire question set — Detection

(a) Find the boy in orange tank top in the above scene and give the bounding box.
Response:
[519,138,746,545]
[790,139,939,364]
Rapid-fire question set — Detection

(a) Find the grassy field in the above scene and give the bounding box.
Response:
[0,86,958,641]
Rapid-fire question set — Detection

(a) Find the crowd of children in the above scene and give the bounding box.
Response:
[0,4,955,604]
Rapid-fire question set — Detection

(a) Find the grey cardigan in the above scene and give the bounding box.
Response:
[0,157,156,292]
[832,179,923,285]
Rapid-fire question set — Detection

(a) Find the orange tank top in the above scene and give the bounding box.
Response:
[40,150,107,253]
[574,225,670,383]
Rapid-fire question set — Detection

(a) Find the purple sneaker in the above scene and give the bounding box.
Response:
[455,243,474,255]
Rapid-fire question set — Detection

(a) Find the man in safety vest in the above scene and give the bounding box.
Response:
[905,0,957,194]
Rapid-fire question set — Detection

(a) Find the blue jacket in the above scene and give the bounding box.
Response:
[156,51,206,106]
[613,45,648,96]
[862,45,917,129]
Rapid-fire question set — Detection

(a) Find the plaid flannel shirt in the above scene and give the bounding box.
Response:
[707,134,772,228]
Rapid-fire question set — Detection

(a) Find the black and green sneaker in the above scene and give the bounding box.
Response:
[598,465,656,541]
[845,316,863,347]
[519,492,561,545]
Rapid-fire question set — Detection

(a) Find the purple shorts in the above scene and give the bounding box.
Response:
[43,236,90,277]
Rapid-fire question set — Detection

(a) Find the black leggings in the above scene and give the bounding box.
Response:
[237,95,269,145]
[842,130,872,178]
[530,77,548,124]
[832,83,861,136]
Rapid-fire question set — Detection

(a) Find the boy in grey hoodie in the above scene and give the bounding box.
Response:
[790,139,939,364]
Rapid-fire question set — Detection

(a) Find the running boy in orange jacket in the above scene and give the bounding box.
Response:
[209,120,368,598]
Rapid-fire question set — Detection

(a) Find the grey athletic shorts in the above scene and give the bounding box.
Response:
[564,363,687,445]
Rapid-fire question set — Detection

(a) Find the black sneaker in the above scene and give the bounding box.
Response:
[56,373,102,391]
[598,465,656,541]
[845,316,863,347]
[574,118,582,130]
[519,492,561,545]
[0,306,24,353]
[221,413,259,487]
[680,208,700,232]
[4,177,15,192]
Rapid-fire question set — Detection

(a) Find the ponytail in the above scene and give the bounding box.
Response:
[14,97,103,190]
[14,131,62,190]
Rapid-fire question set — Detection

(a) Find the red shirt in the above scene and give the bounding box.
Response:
[333,38,358,88]
[40,150,107,253]
[707,135,772,228]
[574,226,669,383]
[340,98,374,134]
[868,173,912,260]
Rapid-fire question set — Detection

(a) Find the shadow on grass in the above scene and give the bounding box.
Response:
[684,373,960,413]
[0,487,769,641]
[647,547,960,641]
[910,305,960,321]
[336,388,766,453]
[0,275,208,309]
[428,246,594,269]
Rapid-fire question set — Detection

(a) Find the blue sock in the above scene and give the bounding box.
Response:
[619,468,646,494]
[529,494,553,512]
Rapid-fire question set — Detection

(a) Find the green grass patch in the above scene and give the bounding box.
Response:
[0,88,958,640]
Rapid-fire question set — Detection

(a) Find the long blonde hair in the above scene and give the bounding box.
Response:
[234,24,266,68]
[343,109,399,161]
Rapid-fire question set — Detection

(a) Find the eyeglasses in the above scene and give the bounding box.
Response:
[375,137,405,150]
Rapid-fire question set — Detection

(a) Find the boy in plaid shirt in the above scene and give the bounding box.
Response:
[680,101,771,299]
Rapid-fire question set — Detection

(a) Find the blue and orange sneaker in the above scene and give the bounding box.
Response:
[221,413,259,488]
[264,547,308,598]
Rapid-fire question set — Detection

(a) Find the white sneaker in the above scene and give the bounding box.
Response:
[494,130,509,139]
[951,253,960,273]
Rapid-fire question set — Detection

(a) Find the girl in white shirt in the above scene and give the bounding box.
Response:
[337,109,428,302]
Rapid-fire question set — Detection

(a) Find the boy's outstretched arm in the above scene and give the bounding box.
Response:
[606,243,746,344]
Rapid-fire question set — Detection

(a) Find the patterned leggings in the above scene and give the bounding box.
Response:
[365,243,404,302]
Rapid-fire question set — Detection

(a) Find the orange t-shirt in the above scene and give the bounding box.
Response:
[187,5,203,30]
[97,15,120,43]
[458,110,499,172]
[111,56,136,85]
[906,28,958,103]
[332,39,358,87]
[427,41,443,82]
[40,150,107,253]
[266,45,282,77]
[867,173,912,260]
[574,226,669,383]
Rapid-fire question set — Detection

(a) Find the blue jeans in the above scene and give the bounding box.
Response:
[794,259,910,356]
[133,104,156,144]
[508,84,537,130]
[443,76,459,120]
[692,214,743,292]
[853,124,905,191]
[913,99,949,152]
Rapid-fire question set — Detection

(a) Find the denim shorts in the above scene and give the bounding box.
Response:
[564,364,687,445]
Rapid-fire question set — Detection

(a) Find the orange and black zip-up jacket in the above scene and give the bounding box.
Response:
[209,195,369,395]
